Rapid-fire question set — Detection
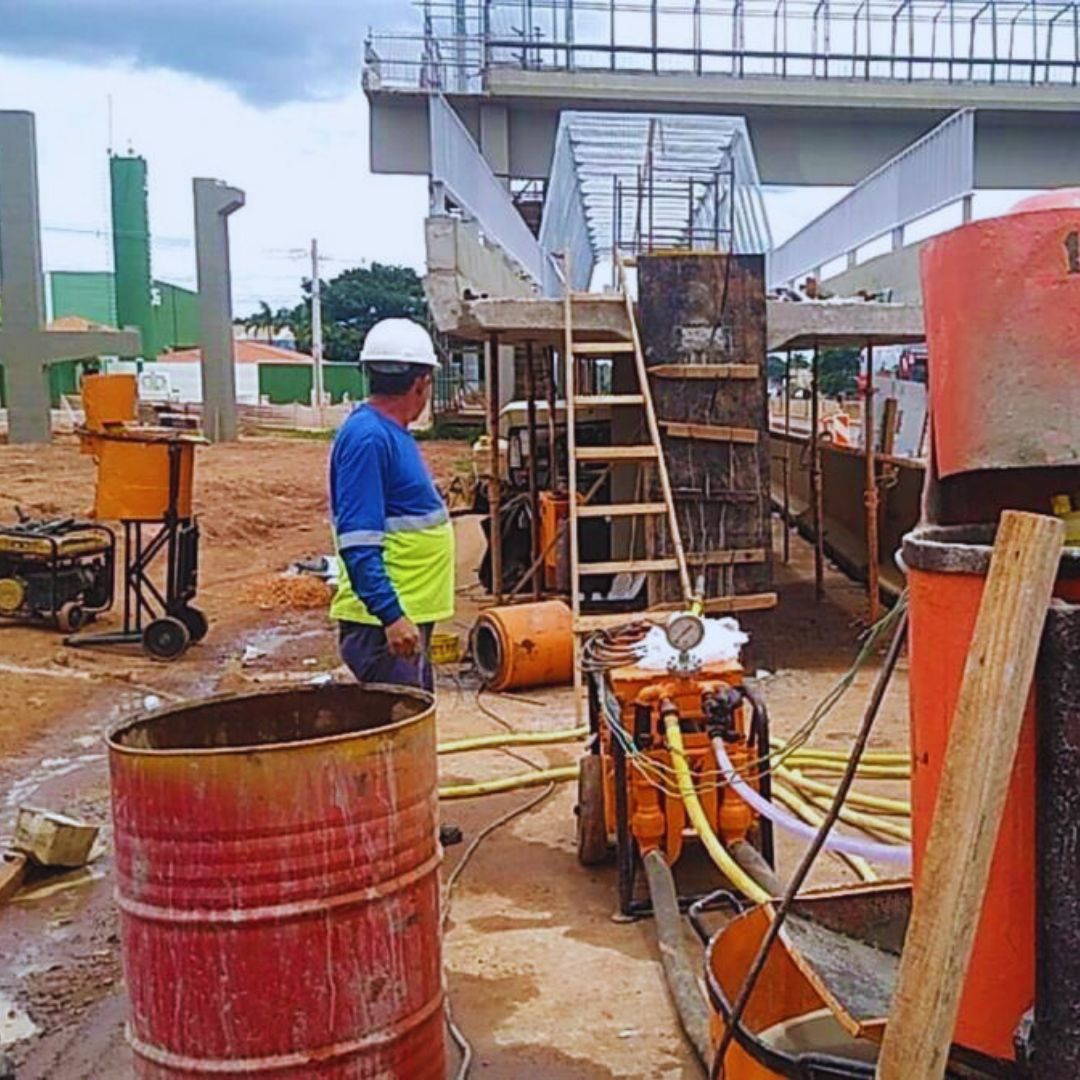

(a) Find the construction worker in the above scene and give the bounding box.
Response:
[329,318,453,691]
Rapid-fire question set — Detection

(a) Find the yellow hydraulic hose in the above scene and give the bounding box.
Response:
[770,782,879,883]
[772,743,910,765]
[785,759,911,781]
[437,727,588,755]
[791,787,912,843]
[438,764,578,800]
[662,713,772,906]
[776,765,912,817]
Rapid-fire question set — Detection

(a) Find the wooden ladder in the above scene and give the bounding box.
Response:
[563,263,694,712]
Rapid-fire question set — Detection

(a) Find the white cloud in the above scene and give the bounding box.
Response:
[5,56,427,314]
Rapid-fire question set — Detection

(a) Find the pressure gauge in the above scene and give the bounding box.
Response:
[665,612,705,653]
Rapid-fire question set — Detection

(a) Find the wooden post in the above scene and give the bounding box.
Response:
[863,341,880,624]
[809,344,824,601]
[877,510,1065,1080]
[782,350,792,564]
[487,333,503,602]
[524,341,541,599]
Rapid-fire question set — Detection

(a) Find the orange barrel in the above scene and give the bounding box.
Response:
[107,683,444,1079]
[82,372,138,431]
[93,430,200,520]
[903,524,1080,1061]
[921,192,1080,477]
[473,599,573,691]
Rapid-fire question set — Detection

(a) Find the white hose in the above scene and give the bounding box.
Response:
[712,737,911,868]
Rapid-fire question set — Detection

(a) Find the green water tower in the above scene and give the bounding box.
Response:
[110,152,156,360]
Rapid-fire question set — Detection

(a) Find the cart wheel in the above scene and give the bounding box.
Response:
[57,602,86,634]
[177,606,209,643]
[143,617,191,661]
[576,754,610,866]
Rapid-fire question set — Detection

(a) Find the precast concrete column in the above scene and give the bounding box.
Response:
[0,112,51,443]
[194,178,245,443]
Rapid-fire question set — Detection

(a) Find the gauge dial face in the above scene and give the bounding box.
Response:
[666,612,705,652]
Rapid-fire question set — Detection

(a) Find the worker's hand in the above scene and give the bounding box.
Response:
[385,615,421,659]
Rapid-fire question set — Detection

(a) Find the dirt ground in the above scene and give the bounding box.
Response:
[0,435,909,1078]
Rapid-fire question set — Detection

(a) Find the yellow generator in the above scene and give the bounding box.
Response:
[576,614,775,916]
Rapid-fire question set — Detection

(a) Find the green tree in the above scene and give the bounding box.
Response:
[292,263,428,363]
[818,347,861,398]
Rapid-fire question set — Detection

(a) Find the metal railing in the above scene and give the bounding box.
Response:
[365,0,1080,91]
[428,94,549,285]
[767,108,975,287]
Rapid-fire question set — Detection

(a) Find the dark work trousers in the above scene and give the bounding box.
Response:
[339,621,434,692]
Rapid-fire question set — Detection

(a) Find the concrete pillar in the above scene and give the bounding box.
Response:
[193,178,245,443]
[0,112,51,443]
[479,104,510,187]
[497,341,515,409]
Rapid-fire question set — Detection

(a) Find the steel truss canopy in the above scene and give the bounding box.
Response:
[541,111,771,289]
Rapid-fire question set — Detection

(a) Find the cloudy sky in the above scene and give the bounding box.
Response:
[1,1,1020,318]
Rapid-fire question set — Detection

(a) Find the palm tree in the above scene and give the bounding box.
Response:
[244,301,275,342]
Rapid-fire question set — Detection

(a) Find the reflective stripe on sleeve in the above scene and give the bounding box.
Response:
[385,507,449,533]
[337,529,386,549]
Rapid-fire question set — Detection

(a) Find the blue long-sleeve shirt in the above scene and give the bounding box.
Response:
[328,404,454,627]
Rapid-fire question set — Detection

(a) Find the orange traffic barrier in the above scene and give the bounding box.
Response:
[473,599,573,691]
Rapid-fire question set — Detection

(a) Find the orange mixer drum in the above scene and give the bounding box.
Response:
[921,191,1080,477]
[92,431,199,521]
[904,525,1080,1061]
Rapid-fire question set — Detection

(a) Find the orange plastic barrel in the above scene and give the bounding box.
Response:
[82,372,138,431]
[473,599,573,691]
[921,195,1080,477]
[93,431,199,520]
[107,683,445,1079]
[903,524,1080,1061]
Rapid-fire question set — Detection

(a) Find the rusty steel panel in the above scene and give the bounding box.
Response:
[921,205,1080,478]
[107,683,444,1079]
[638,253,772,605]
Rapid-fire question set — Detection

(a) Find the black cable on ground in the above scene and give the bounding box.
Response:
[709,608,909,1079]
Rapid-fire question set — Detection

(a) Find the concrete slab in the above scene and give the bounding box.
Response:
[766,299,924,352]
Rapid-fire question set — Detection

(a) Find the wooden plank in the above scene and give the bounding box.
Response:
[877,510,1064,1080]
[577,501,668,519]
[573,341,635,356]
[689,547,767,567]
[575,445,658,461]
[651,592,778,615]
[0,850,28,905]
[573,393,644,407]
[650,363,759,380]
[572,591,778,632]
[579,557,680,575]
[660,420,759,445]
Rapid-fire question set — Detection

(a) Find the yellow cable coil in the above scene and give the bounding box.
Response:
[776,765,912,818]
[437,727,588,755]
[438,764,578,800]
[662,714,772,906]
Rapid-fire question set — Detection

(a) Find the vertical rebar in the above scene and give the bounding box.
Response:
[783,351,792,564]
[863,342,880,623]
[524,340,541,600]
[487,333,503,601]
[810,344,824,602]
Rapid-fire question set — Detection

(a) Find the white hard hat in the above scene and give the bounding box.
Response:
[359,318,440,369]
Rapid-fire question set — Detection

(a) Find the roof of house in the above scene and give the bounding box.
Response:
[162,340,314,365]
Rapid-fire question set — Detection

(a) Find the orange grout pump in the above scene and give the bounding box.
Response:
[577,650,773,917]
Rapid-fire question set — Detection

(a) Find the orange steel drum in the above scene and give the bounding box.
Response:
[904,524,1080,1061]
[921,195,1080,478]
[107,683,445,1079]
[92,431,199,521]
[473,599,573,691]
[82,372,137,432]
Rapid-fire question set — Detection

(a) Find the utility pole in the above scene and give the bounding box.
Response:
[311,237,325,422]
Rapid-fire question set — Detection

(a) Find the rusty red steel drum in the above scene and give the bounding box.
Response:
[107,683,445,1078]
